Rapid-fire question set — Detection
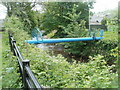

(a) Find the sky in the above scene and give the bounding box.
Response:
[0,4,7,19]
[0,0,119,19]
[91,0,119,12]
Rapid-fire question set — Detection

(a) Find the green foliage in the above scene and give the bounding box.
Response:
[60,4,87,38]
[0,33,2,89]
[100,8,118,32]
[31,54,118,88]
[110,47,118,64]
[2,2,41,33]
[46,30,57,38]
[40,2,118,63]
[58,5,88,56]
[60,27,118,62]
[2,31,22,88]
[101,17,108,31]
[41,2,94,37]
[5,16,24,31]
[103,31,118,43]
[4,16,30,40]
[110,47,118,58]
[22,10,41,33]
[107,19,118,32]
[60,10,118,61]
[62,31,118,64]
[99,31,118,64]
[3,15,118,88]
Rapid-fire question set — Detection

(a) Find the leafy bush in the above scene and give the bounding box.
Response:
[41,2,94,37]
[3,16,118,88]
[3,2,41,34]
[53,5,118,63]
[60,30,118,64]
[31,53,118,88]
[2,31,22,88]
[58,4,88,57]
[0,33,2,89]
[101,17,108,31]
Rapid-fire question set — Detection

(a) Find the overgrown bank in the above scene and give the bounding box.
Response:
[0,33,2,89]
[2,31,22,88]
[2,16,118,88]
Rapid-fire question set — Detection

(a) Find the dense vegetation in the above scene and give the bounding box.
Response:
[40,2,94,37]
[3,2,41,33]
[3,15,118,88]
[0,32,2,89]
[2,33,22,88]
[38,2,118,62]
[2,1,118,88]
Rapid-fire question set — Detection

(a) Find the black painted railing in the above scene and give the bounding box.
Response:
[8,32,42,90]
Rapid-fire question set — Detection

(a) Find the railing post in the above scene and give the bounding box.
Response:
[12,40,16,56]
[8,33,13,52]
[22,59,30,89]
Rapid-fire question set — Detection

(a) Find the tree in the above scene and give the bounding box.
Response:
[40,1,94,37]
[60,4,87,38]
[39,1,95,59]
[58,4,88,57]
[101,16,108,31]
[2,2,40,33]
[101,8,118,31]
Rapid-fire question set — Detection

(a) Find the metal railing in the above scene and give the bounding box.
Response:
[8,32,42,90]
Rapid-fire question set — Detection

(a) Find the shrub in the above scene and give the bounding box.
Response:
[3,16,118,88]
[2,31,22,88]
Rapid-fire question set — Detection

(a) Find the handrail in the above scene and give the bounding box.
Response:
[8,32,42,89]
[13,47,23,73]
[25,66,42,89]
[13,42,24,60]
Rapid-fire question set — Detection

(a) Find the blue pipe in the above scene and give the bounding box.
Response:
[25,37,104,44]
